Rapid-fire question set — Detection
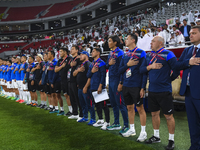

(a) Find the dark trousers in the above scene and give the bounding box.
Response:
[78,89,95,120]
[185,36,191,45]
[109,80,128,127]
[185,86,200,150]
[69,82,83,117]
[90,89,110,123]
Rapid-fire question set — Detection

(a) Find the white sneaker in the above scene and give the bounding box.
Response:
[101,122,110,130]
[93,119,104,127]
[137,132,147,142]
[76,117,83,122]
[68,115,79,119]
[122,129,136,137]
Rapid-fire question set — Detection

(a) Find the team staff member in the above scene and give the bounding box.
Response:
[55,48,72,116]
[119,34,147,141]
[26,56,37,106]
[176,25,200,150]
[41,53,51,109]
[106,35,129,133]
[73,51,96,125]
[85,48,110,130]
[68,45,83,121]
[46,51,59,113]
[14,56,21,101]
[31,54,47,108]
[140,36,178,150]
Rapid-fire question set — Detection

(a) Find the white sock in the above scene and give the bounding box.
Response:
[19,90,22,99]
[26,92,31,102]
[68,106,72,113]
[44,101,47,105]
[169,133,174,141]
[24,92,27,101]
[32,100,35,103]
[21,91,24,100]
[141,126,146,133]
[60,107,64,111]
[154,129,160,138]
[13,92,16,97]
[35,101,38,104]
[50,105,53,108]
[41,101,44,105]
[130,124,135,131]
[55,106,58,110]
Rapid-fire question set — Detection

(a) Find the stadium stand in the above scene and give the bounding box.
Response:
[1,5,50,21]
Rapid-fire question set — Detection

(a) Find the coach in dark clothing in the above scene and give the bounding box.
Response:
[176,25,200,150]
[179,19,191,45]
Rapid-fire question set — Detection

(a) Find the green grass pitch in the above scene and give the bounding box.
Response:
[0,94,190,150]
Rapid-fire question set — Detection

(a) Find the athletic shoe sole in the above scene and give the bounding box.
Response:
[107,126,122,131]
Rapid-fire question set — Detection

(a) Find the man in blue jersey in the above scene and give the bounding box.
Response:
[1,60,7,96]
[14,56,21,101]
[140,36,178,150]
[3,60,8,97]
[0,58,3,93]
[119,34,147,141]
[17,56,28,103]
[85,48,110,130]
[106,35,129,134]
[6,60,12,98]
[10,56,17,100]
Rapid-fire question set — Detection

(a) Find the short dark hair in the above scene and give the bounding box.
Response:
[12,56,16,59]
[190,22,195,26]
[72,45,79,51]
[93,47,101,55]
[109,35,120,47]
[128,33,138,44]
[29,55,35,60]
[49,51,55,57]
[8,60,12,64]
[60,47,69,55]
[22,55,27,60]
[173,25,177,28]
[183,19,187,22]
[191,25,200,32]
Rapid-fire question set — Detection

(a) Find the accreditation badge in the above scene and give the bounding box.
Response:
[67,68,71,79]
[126,68,131,78]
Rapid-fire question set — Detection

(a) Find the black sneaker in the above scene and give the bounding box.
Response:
[145,136,161,144]
[64,111,72,116]
[36,104,43,108]
[40,104,45,109]
[45,107,51,110]
[166,140,174,150]
[49,109,59,114]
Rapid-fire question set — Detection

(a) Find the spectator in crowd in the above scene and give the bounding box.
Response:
[179,19,191,45]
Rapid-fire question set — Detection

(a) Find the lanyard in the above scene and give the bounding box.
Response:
[130,47,139,59]
[80,61,88,67]
[109,47,118,62]
[60,55,68,66]
[148,48,164,65]
[93,58,101,68]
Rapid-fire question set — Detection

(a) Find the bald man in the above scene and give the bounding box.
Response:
[140,36,179,150]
